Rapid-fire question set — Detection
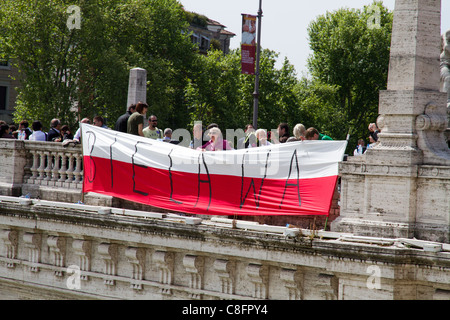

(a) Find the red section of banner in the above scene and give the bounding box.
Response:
[83,156,337,216]
[241,44,256,75]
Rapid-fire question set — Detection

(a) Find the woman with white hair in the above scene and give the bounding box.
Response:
[255,129,271,147]
[198,127,233,151]
[287,123,306,142]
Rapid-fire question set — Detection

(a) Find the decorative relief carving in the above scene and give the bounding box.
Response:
[280,268,303,300]
[23,232,42,272]
[153,250,174,295]
[213,259,236,295]
[0,229,18,268]
[47,236,66,277]
[125,247,145,290]
[183,254,204,299]
[246,263,269,299]
[98,243,118,285]
[72,239,91,281]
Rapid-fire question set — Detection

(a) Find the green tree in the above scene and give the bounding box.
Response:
[0,0,196,130]
[185,48,302,133]
[306,1,393,147]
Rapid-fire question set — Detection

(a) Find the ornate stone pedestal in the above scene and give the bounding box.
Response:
[332,0,450,243]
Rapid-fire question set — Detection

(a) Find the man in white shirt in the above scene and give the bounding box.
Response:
[29,121,47,142]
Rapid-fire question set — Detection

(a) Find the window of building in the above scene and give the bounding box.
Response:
[0,60,9,69]
[0,86,7,110]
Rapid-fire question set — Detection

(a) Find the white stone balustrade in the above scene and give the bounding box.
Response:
[0,196,448,300]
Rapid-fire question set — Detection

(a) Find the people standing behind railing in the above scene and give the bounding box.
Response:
[15,120,33,140]
[114,104,136,133]
[93,116,110,129]
[190,123,206,149]
[277,123,291,143]
[127,101,148,137]
[47,119,63,142]
[255,129,271,147]
[73,118,91,143]
[368,123,379,142]
[0,123,15,139]
[287,123,306,142]
[304,127,333,141]
[143,115,163,140]
[353,139,366,156]
[29,121,47,142]
[61,125,74,141]
[199,127,233,151]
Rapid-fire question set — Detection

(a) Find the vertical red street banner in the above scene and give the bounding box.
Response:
[241,14,257,75]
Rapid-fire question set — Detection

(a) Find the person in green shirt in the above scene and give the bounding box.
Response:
[304,127,333,141]
[143,115,163,140]
[127,102,148,136]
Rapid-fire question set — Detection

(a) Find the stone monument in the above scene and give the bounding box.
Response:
[332,0,450,243]
[126,67,147,126]
[126,67,147,109]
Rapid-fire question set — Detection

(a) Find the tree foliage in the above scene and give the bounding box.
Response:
[0,0,196,130]
[306,1,393,148]
[185,48,302,132]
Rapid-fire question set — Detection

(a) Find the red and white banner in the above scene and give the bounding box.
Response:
[241,14,257,75]
[81,124,347,217]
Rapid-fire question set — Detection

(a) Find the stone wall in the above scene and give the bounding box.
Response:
[0,195,448,300]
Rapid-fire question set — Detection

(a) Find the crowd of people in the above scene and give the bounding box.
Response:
[0,100,379,156]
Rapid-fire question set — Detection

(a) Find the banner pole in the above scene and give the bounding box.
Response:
[80,122,85,204]
[252,0,263,129]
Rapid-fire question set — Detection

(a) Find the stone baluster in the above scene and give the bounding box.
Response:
[28,149,40,184]
[36,150,46,184]
[0,229,18,268]
[213,259,235,295]
[246,263,269,299]
[50,153,61,186]
[73,153,83,187]
[125,247,146,290]
[65,153,75,188]
[58,152,68,187]
[43,152,53,183]
[23,232,42,272]
[183,255,204,300]
[47,236,66,277]
[98,243,118,286]
[153,250,174,295]
[72,239,91,281]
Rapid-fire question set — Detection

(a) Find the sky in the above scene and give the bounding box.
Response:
[180,0,450,76]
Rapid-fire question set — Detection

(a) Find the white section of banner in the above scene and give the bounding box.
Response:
[81,124,347,180]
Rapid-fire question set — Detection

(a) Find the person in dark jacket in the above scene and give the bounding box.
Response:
[47,118,62,142]
[114,104,136,133]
